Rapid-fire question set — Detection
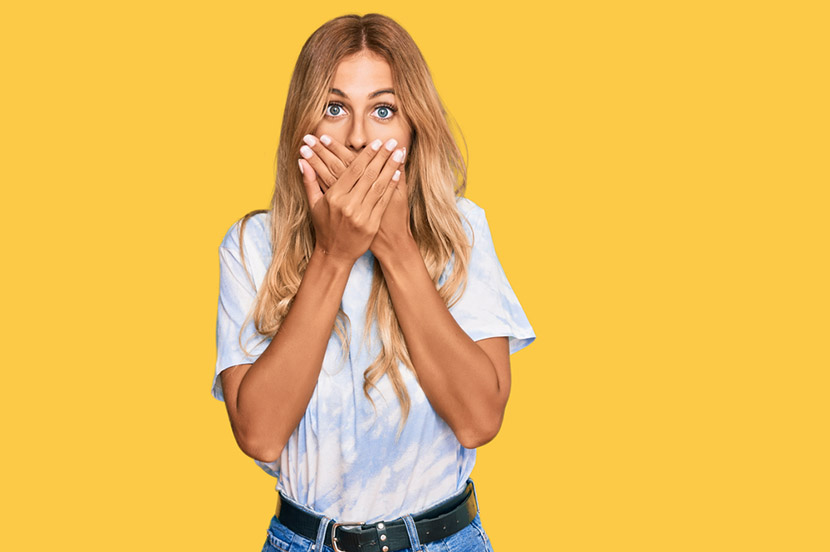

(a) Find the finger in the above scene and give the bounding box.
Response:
[303,134,348,186]
[369,167,402,225]
[363,147,405,209]
[398,164,408,196]
[319,134,357,167]
[349,139,402,204]
[388,166,408,207]
[300,142,337,190]
[392,166,408,205]
[299,158,323,209]
[329,138,384,196]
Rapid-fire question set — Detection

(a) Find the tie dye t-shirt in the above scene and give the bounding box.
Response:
[212,197,535,523]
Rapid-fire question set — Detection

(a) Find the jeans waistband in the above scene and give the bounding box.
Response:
[274,478,480,552]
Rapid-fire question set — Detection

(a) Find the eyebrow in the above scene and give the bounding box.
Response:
[329,88,395,99]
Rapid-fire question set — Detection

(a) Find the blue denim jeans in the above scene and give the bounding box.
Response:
[261,484,495,552]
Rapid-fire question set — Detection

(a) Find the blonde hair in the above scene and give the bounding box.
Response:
[235,13,470,433]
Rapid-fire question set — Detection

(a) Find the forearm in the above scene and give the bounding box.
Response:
[376,238,507,448]
[235,247,353,460]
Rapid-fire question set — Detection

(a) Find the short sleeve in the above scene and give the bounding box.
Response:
[449,200,536,355]
[212,219,271,402]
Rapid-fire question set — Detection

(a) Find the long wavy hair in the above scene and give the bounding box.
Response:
[235,13,471,433]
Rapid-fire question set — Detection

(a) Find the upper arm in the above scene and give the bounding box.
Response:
[448,202,536,356]
[220,363,253,439]
[212,215,272,402]
[475,336,511,408]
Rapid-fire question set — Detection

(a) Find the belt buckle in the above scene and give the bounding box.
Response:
[331,520,366,552]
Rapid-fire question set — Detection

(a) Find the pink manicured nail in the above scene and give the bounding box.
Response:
[298,159,304,174]
[300,145,313,158]
[303,134,316,147]
[392,170,401,181]
[370,139,383,151]
[392,149,404,162]
[384,138,398,151]
[320,134,331,146]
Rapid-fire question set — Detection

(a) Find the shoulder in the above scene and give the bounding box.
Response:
[455,197,487,237]
[219,210,271,255]
[455,196,485,220]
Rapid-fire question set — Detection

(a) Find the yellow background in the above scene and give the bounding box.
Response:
[2,1,828,550]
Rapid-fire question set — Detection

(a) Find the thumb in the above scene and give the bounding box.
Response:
[299,158,323,208]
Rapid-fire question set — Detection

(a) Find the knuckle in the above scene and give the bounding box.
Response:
[363,166,380,182]
[345,162,362,179]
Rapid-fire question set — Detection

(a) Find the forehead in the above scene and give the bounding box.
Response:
[330,52,393,95]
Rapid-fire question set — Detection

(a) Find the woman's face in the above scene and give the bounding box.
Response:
[315,51,412,155]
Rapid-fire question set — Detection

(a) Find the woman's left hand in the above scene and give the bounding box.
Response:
[300,134,414,261]
[369,164,413,262]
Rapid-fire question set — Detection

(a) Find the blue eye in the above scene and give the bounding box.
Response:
[325,102,346,117]
[374,104,397,120]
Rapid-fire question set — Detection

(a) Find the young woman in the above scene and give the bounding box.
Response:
[212,13,535,552]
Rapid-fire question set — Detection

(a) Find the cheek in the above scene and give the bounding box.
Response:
[314,121,343,141]
[389,121,413,150]
[400,114,413,144]
[397,131,412,151]
[365,127,411,150]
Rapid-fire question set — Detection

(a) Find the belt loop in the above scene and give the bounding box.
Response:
[315,515,331,551]
[468,478,480,515]
[402,513,424,552]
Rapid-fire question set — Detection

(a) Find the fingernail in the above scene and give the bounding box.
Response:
[300,145,313,159]
[303,134,316,147]
[384,138,398,151]
[370,139,383,151]
[392,149,404,162]
[298,159,304,174]
[393,170,401,181]
[320,134,331,146]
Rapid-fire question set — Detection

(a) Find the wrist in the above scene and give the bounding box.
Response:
[374,234,419,269]
[310,245,357,274]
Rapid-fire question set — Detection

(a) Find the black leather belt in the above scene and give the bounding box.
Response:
[275,481,479,552]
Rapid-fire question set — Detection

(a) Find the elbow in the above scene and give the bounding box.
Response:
[247,445,282,464]
[455,412,504,449]
[241,438,284,464]
[234,429,286,464]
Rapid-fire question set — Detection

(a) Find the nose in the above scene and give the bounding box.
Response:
[346,118,368,152]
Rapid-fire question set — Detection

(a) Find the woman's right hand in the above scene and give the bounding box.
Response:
[299,138,405,265]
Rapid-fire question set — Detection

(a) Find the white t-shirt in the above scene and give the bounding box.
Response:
[212,197,535,523]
